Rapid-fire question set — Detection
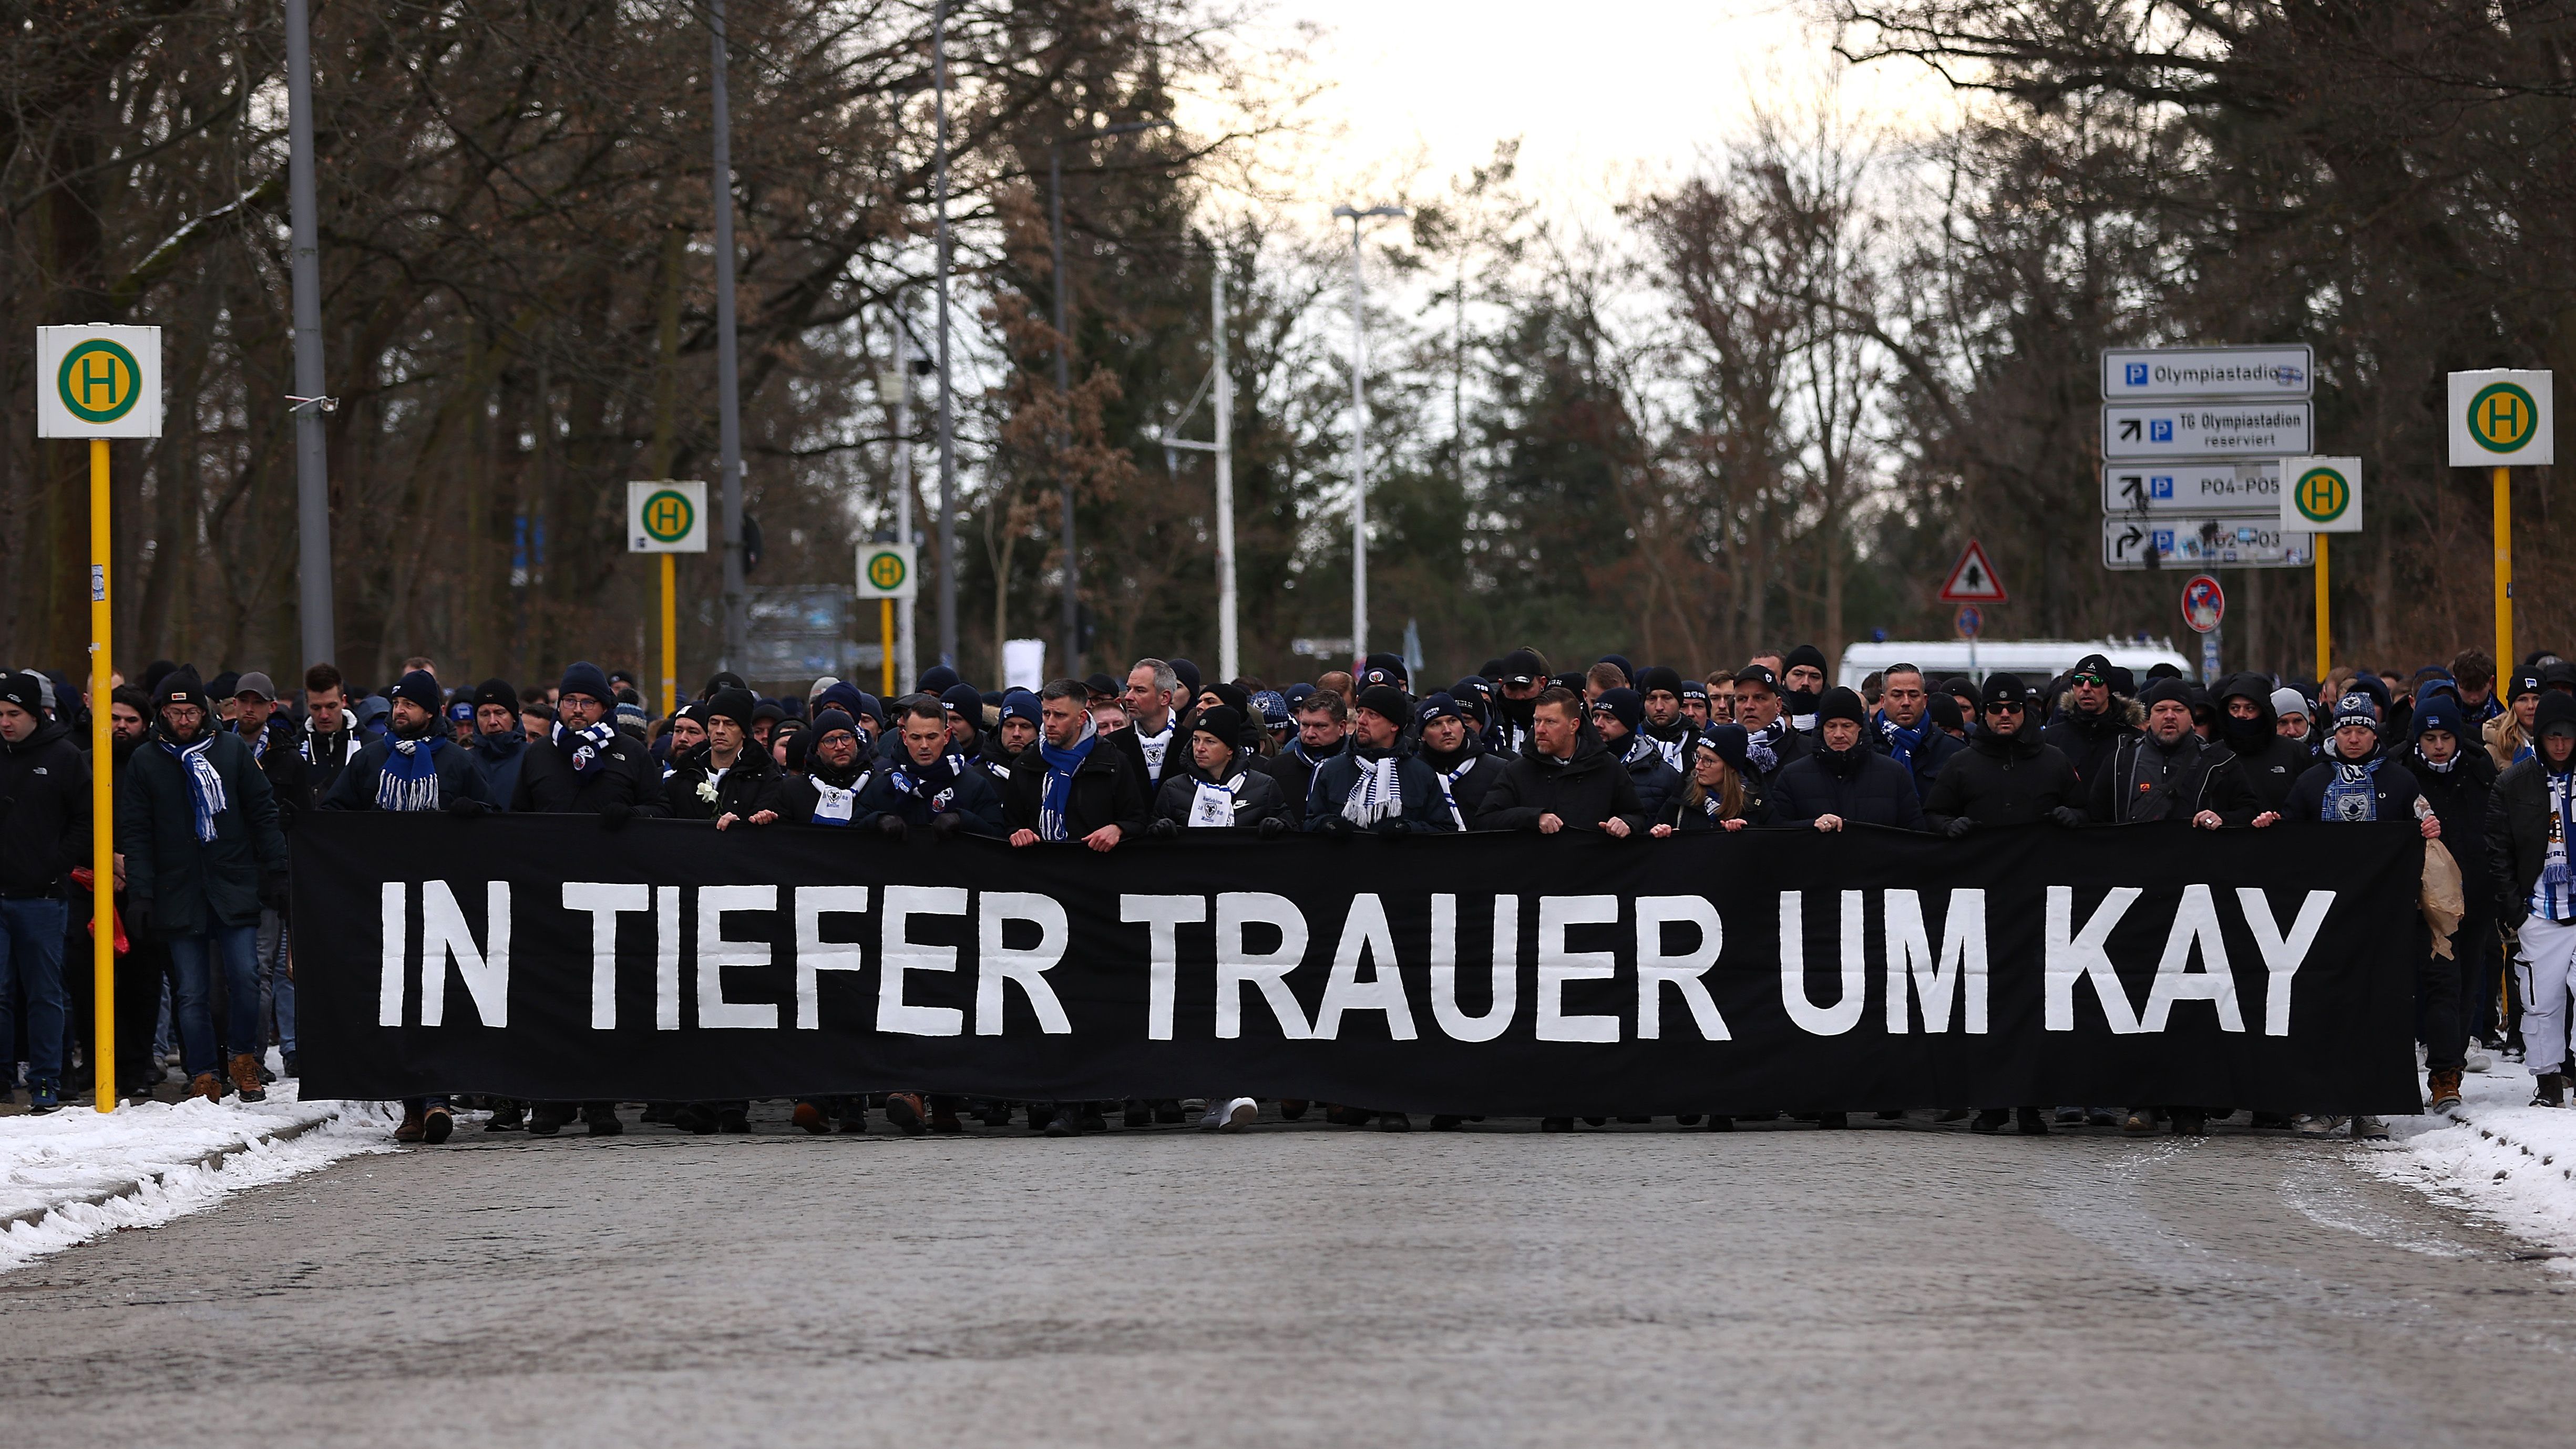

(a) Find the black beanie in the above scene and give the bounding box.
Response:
[2140,677,2195,709]
[1784,644,1829,675]
[0,671,46,718]
[393,670,443,714]
[705,687,757,729]
[471,677,520,717]
[1635,665,1684,698]
[2538,691,2576,742]
[1927,692,1965,732]
[559,661,613,703]
[1981,673,2031,710]
[1593,686,1645,731]
[810,708,858,744]
[1354,684,1411,725]
[1192,705,1245,748]
[1816,686,1866,726]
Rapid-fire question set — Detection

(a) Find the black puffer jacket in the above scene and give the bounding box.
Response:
[2287,752,2425,825]
[2488,755,2573,928]
[1770,745,1927,830]
[1924,727,2083,830]
[1153,753,1291,830]
[2209,672,2306,813]
[2086,732,2262,825]
[1001,732,1152,841]
[2042,701,2138,785]
[1305,746,1456,834]
[514,726,668,816]
[663,744,787,822]
[1418,741,1509,830]
[2405,743,2497,894]
[120,726,287,938]
[1472,731,1647,835]
[0,718,90,896]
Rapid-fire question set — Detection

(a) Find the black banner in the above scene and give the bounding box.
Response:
[293,815,2425,1115]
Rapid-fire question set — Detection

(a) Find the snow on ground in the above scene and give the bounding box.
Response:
[0,1083,399,1272]
[2378,1058,2576,1265]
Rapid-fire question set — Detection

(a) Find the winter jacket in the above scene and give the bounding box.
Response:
[1001,734,1151,842]
[119,727,287,938]
[2486,755,2571,928]
[1264,737,1343,827]
[2405,744,2497,905]
[1770,746,1927,831]
[2286,754,2426,826]
[239,718,312,834]
[2488,711,2534,773]
[1870,712,1967,802]
[2041,701,2139,786]
[1472,732,1648,836]
[1109,716,1199,796]
[1924,728,2083,831]
[0,719,90,897]
[1608,732,1683,820]
[781,758,873,827]
[318,735,490,813]
[2205,673,2304,813]
[1153,754,1291,830]
[663,745,788,823]
[2086,733,2262,826]
[513,726,668,816]
[1304,747,1458,834]
[1655,779,1770,832]
[1417,742,1510,831]
[1741,722,1812,792]
[300,720,362,800]
[465,730,531,810]
[855,752,1008,836]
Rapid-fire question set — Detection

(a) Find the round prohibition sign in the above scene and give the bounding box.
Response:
[2468,381,2540,454]
[640,488,696,544]
[57,338,142,424]
[865,550,908,591]
[2291,465,2350,525]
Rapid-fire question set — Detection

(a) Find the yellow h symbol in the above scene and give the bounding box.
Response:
[2481,391,2526,440]
[77,352,120,408]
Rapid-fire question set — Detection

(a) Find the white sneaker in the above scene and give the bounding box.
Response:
[2465,1041,2493,1073]
[1219,1097,1258,1132]
[2295,1114,2348,1136]
[1179,1097,1208,1115]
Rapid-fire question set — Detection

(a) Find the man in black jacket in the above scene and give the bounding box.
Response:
[320,672,490,814]
[782,709,871,826]
[1004,679,1150,856]
[1266,690,1348,827]
[1150,706,1291,833]
[1483,648,1549,759]
[2088,679,2267,829]
[2406,694,2499,1107]
[513,662,666,823]
[1634,665,1695,761]
[2207,673,2307,814]
[1589,687,1682,821]
[1870,663,1965,802]
[857,697,1007,838]
[2488,691,2576,1107]
[1305,686,1453,837]
[1770,687,1926,833]
[1731,665,1812,790]
[0,671,89,1113]
[2041,653,2136,787]
[1473,688,1646,837]
[297,663,362,799]
[1110,659,1191,794]
[664,687,786,830]
[1415,693,1507,830]
[1925,674,2086,839]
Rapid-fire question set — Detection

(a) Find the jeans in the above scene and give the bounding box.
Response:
[256,909,295,1056]
[0,897,69,1083]
[168,924,261,1079]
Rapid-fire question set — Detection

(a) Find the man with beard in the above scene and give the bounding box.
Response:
[858,698,1007,839]
[461,679,529,809]
[2089,680,2269,831]
[1632,669,1697,765]
[1730,665,1812,790]
[1778,645,1830,735]
[512,662,665,827]
[2040,653,2137,787]
[1473,687,1646,839]
[2207,673,2308,815]
[782,709,871,827]
[1925,674,2085,840]
[121,669,290,1110]
[2407,694,2500,1099]
[1769,687,1926,835]
[1871,663,1964,802]
[979,690,1040,783]
[1306,686,1453,837]
[2491,693,2576,1108]
[0,671,88,1114]
[101,686,167,1100]
[1484,648,1549,758]
[1149,706,1291,834]
[1414,693,1507,830]
[1267,690,1348,827]
[1590,687,1682,820]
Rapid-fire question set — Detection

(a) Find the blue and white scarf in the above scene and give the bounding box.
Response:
[888,753,964,815]
[376,735,446,813]
[1341,751,1404,827]
[161,735,227,841]
[2321,755,2383,823]
[1746,721,1784,776]
[556,719,619,777]
[1877,711,1928,776]
[1036,717,1099,841]
[2537,770,2576,922]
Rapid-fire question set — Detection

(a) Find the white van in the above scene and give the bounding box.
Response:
[1835,639,2192,691]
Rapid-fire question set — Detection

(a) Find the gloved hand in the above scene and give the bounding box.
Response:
[1374,818,1412,837]
[1943,817,1975,840]
[598,799,635,830]
[128,898,152,936]
[1316,813,1356,839]
[1257,815,1289,839]
[1146,818,1179,839]
[878,814,909,841]
[930,810,965,839]
[2048,806,2088,829]
[258,871,291,913]
[446,795,487,818]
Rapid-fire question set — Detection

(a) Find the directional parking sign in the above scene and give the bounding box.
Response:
[36,325,162,438]
[2101,461,2280,517]
[2100,345,2312,401]
[2101,401,2312,460]
[2103,517,2313,570]
[2447,370,2553,467]
[627,480,709,552]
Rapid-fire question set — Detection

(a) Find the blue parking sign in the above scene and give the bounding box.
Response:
[2150,419,2173,443]
[2150,475,2173,499]
[2125,363,2148,386]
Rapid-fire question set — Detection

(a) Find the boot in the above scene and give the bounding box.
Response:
[582,1102,624,1136]
[673,1103,717,1135]
[1044,1103,1082,1137]
[793,1101,830,1136]
[2015,1106,2048,1135]
[885,1092,927,1135]
[1277,1099,1309,1121]
[838,1101,870,1133]
[2121,1108,2156,1136]
[1969,1108,2007,1133]
[1152,1099,1186,1124]
[395,1106,426,1142]
[422,1105,454,1145]
[929,1104,963,1134]
[526,1103,568,1136]
[2535,1073,2567,1109]
[27,1076,60,1115]
[978,1100,1014,1128]
[1377,1111,1412,1132]
[484,1099,525,1132]
[1702,1114,1733,1132]
[1025,1104,1055,1133]
[189,1071,223,1103]
[229,1053,266,1104]
[715,1106,751,1134]
[2169,1107,2207,1136]
[2426,1068,2463,1113]
[1122,1098,1152,1128]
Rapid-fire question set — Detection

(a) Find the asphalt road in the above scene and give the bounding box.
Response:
[2,1109,2570,1447]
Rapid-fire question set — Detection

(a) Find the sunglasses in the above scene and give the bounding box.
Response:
[1984,701,2025,713]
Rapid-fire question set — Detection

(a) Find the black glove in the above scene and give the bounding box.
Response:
[446,795,487,818]
[1316,813,1356,839]
[258,870,291,913]
[1374,818,1412,837]
[878,814,909,841]
[1943,817,1975,840]
[1257,815,1289,839]
[1146,817,1179,839]
[127,898,152,936]
[598,799,635,831]
[2048,806,2088,829]
[930,810,965,839]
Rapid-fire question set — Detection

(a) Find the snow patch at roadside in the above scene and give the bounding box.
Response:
[1,1085,398,1272]
[2375,1060,2576,1264]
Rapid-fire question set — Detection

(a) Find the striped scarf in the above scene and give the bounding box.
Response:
[161,735,227,842]
[375,735,446,812]
[2538,770,2576,922]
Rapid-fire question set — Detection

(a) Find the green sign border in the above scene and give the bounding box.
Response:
[639,487,696,544]
[56,338,142,424]
[863,549,909,592]
[2291,465,2350,525]
[2467,381,2540,454]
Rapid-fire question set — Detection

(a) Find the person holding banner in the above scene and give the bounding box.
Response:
[2085,679,2267,830]
[664,688,786,833]
[318,672,489,817]
[1413,693,1507,831]
[1004,679,1149,856]
[2489,692,2576,1108]
[1306,686,1456,837]
[1473,687,1646,837]
[857,698,1007,839]
[1149,706,1290,834]
[1728,666,1810,789]
[1769,687,1925,835]
[512,663,664,823]
[1924,674,2085,841]
[1649,724,1767,835]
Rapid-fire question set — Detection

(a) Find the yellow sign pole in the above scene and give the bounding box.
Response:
[89,438,115,1113]
[2312,532,2329,684]
[2495,464,2513,672]
[880,598,896,696]
[660,552,679,718]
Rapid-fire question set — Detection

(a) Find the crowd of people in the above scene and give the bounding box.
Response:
[2,638,2567,1144]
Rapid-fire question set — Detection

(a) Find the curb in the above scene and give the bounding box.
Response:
[0,1114,335,1231]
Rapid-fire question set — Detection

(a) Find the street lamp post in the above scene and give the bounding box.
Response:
[1332,202,1405,670]
[709,0,748,669]
[931,0,958,670]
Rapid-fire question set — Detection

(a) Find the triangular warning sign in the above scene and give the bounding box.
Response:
[1938,540,2008,603]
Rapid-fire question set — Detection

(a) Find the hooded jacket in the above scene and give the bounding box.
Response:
[2405,740,2496,896]
[0,717,90,897]
[239,716,312,834]
[2040,696,2138,785]
[2086,729,2262,825]
[466,729,530,810]
[1304,743,1456,834]
[2205,674,2308,813]
[1924,727,2083,830]
[1472,729,1648,835]
[2489,751,2575,928]
[120,714,288,938]
[1770,743,1927,831]
[1153,749,1291,830]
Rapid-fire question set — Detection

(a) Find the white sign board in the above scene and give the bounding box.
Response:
[2447,369,2554,467]
[2101,402,2313,460]
[628,480,710,552]
[856,541,918,600]
[2102,517,2314,571]
[2102,461,2280,517]
[36,326,162,439]
[2278,456,2363,533]
[1003,638,1046,692]
[2101,345,2313,401]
